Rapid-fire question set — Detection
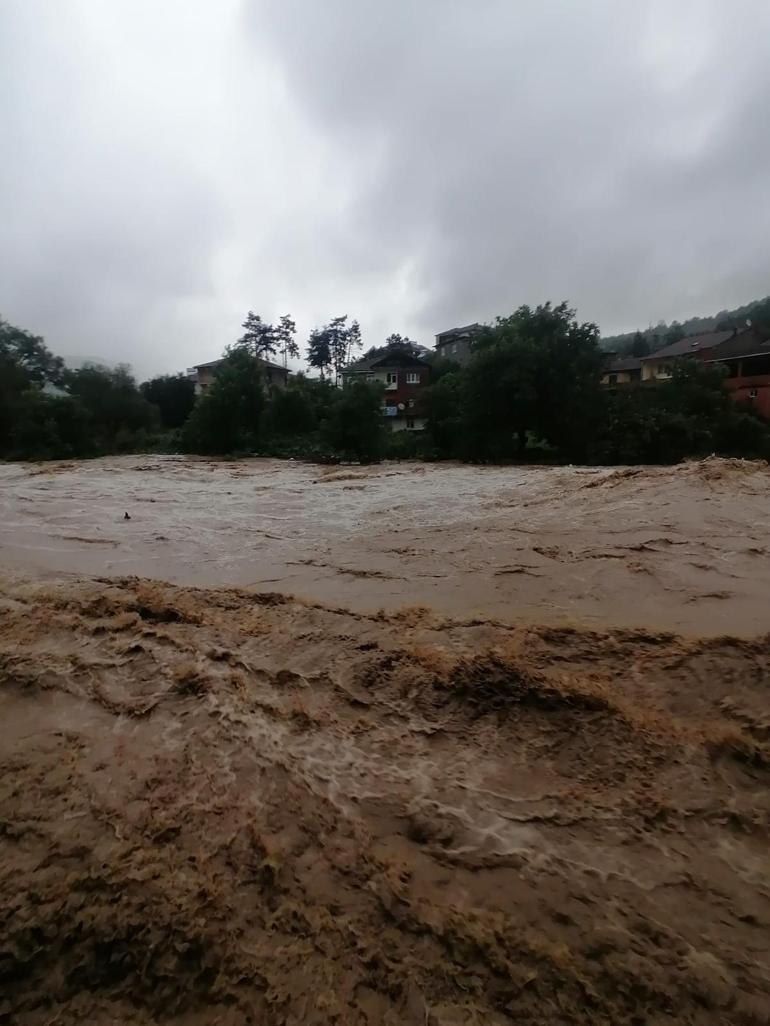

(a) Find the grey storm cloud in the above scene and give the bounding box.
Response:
[1,0,769,379]
[250,0,770,334]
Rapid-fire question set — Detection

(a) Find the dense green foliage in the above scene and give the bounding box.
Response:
[64,365,159,450]
[0,318,65,388]
[320,380,385,462]
[465,303,603,460]
[1,318,162,459]
[139,374,196,429]
[180,347,265,455]
[424,305,769,464]
[3,302,768,466]
[585,363,768,464]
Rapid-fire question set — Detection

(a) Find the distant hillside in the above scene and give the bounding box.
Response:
[63,355,116,370]
[602,295,770,356]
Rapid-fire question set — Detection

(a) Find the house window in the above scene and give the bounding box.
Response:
[452,345,458,354]
[406,371,420,384]
[408,398,415,408]
[608,374,617,384]
[386,372,398,384]
[749,388,758,399]
[406,418,415,429]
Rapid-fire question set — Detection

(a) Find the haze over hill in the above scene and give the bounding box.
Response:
[601,294,770,354]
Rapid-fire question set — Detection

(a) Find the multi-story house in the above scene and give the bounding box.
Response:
[342,344,431,431]
[601,326,770,418]
[707,329,770,419]
[186,356,290,395]
[600,354,643,385]
[638,330,740,382]
[434,323,482,365]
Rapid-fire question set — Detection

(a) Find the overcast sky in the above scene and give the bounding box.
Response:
[1,1,769,379]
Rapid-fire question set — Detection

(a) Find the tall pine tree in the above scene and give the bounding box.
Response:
[238,311,277,360]
[275,314,299,367]
[312,315,364,385]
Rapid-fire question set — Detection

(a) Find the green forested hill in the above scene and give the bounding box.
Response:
[602,294,770,355]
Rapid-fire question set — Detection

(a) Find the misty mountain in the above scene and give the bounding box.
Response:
[602,295,770,355]
[63,355,117,371]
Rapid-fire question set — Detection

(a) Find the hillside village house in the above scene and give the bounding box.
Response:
[602,326,770,419]
[638,330,740,381]
[600,354,643,385]
[342,345,431,431]
[708,329,770,419]
[186,356,290,395]
[434,323,482,365]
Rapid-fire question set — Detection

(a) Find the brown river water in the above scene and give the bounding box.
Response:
[1,457,769,1024]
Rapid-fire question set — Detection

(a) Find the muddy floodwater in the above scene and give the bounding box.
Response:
[2,454,770,634]
[1,456,769,1024]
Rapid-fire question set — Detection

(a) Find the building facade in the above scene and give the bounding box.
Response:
[600,354,643,385]
[602,327,769,419]
[434,323,482,365]
[639,330,738,381]
[342,345,431,431]
[707,330,770,420]
[186,356,290,395]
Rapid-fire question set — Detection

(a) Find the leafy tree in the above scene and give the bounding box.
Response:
[384,332,417,349]
[664,321,686,347]
[0,317,65,390]
[747,297,770,334]
[466,302,602,459]
[425,372,463,456]
[322,380,384,462]
[306,327,332,380]
[238,311,277,359]
[292,373,338,421]
[262,377,320,437]
[182,346,264,454]
[3,392,93,460]
[64,364,159,447]
[630,331,650,357]
[140,374,195,429]
[424,352,461,383]
[462,343,537,458]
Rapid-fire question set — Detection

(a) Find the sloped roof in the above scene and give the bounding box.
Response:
[640,330,736,361]
[192,356,288,374]
[344,344,430,374]
[435,323,482,342]
[705,329,770,362]
[604,355,642,373]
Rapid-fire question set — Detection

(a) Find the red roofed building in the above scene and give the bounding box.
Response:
[707,330,770,420]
